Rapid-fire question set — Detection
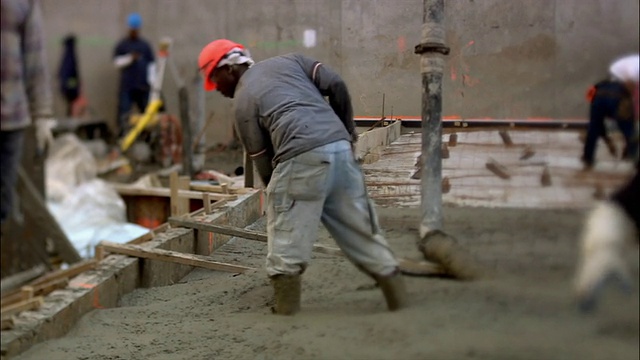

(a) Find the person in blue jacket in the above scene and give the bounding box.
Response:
[113,13,155,137]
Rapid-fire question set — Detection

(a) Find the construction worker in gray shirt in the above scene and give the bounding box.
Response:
[198,39,408,315]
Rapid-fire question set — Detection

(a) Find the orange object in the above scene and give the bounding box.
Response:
[586,85,597,103]
[198,39,245,91]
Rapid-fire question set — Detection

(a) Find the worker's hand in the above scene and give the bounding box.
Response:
[131,52,140,61]
[35,117,57,154]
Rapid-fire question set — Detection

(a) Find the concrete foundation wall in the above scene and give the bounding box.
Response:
[41,0,639,145]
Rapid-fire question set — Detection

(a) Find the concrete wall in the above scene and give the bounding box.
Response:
[41,0,639,145]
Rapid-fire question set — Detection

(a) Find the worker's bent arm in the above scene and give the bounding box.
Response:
[298,56,357,143]
[234,90,274,186]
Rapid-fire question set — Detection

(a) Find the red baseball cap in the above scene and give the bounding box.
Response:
[198,39,246,91]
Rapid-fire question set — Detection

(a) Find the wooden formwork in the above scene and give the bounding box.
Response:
[1,189,263,359]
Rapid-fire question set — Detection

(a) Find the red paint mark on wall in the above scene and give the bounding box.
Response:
[450,40,479,88]
[462,74,480,87]
[397,36,406,52]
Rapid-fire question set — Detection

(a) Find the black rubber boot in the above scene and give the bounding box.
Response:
[374,270,408,311]
[270,274,301,315]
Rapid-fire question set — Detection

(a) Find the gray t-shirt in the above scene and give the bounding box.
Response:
[233,53,356,165]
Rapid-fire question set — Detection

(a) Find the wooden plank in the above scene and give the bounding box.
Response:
[17,166,82,265]
[1,297,44,318]
[30,259,97,288]
[0,264,47,294]
[168,217,344,257]
[169,217,268,242]
[191,183,250,194]
[1,278,69,309]
[99,241,253,273]
[124,221,171,247]
[110,182,237,201]
[30,278,69,297]
[1,291,29,309]
[126,232,153,245]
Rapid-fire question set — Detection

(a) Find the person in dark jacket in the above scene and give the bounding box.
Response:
[582,55,639,169]
[113,12,155,137]
[58,34,80,116]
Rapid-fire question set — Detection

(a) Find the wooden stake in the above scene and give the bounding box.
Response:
[203,193,212,214]
[498,130,514,146]
[442,177,451,194]
[520,145,535,160]
[485,158,511,179]
[95,245,106,261]
[448,133,458,147]
[98,241,253,273]
[170,172,179,217]
[178,176,191,215]
[541,166,552,187]
[441,143,450,159]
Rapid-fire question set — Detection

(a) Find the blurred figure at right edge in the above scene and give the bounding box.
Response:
[582,54,639,169]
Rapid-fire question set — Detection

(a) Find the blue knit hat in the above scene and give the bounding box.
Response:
[127,13,142,29]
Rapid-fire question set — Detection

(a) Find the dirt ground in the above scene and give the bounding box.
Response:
[14,205,639,360]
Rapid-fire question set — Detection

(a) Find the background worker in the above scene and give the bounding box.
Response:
[582,54,639,169]
[198,39,408,315]
[58,34,80,117]
[1,0,54,227]
[113,12,155,137]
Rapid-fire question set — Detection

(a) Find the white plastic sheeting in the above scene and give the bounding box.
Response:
[46,134,149,258]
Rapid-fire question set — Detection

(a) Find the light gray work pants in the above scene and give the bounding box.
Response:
[265,140,399,277]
